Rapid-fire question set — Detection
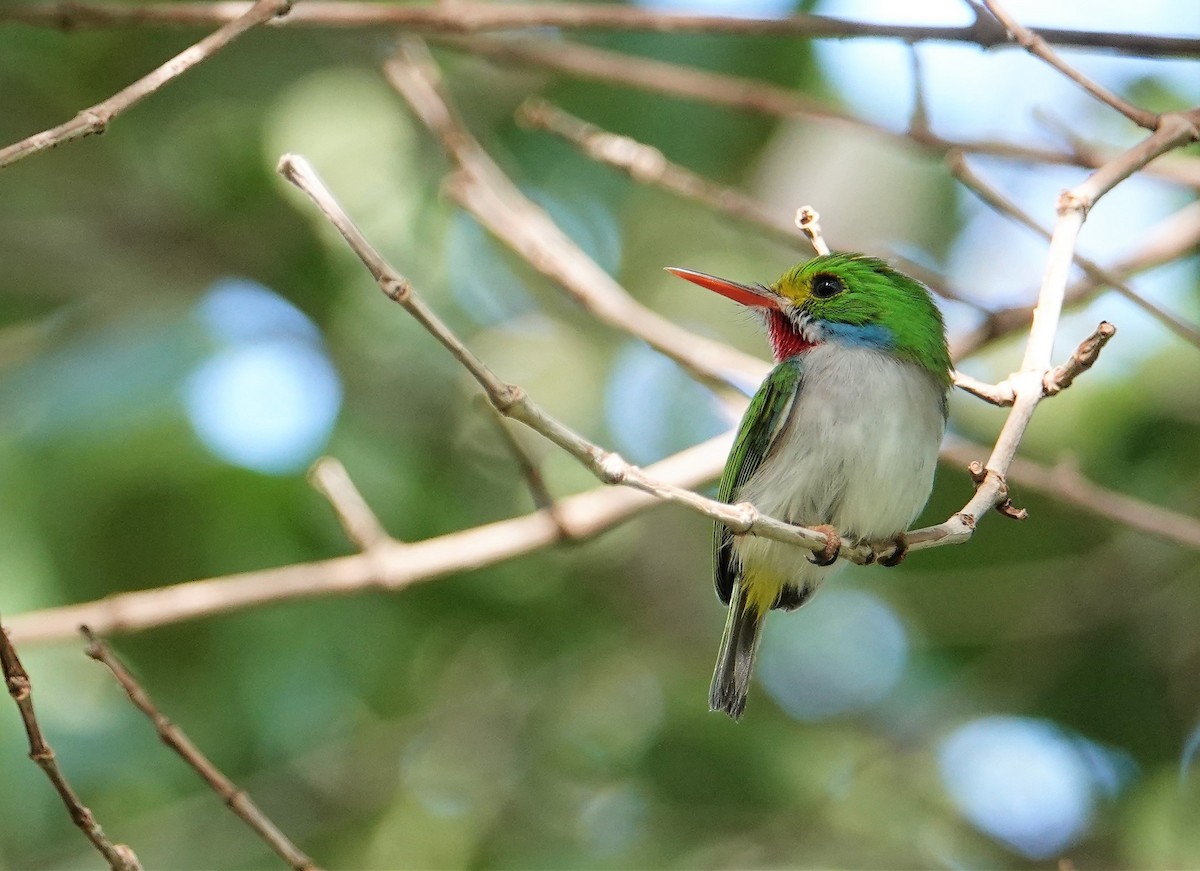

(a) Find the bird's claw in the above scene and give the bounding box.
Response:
[878,533,908,567]
[807,524,841,566]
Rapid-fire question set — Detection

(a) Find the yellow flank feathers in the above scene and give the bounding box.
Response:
[740,568,785,616]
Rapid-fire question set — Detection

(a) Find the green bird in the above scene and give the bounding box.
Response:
[667,254,951,719]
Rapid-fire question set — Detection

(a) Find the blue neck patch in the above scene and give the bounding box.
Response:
[820,321,896,350]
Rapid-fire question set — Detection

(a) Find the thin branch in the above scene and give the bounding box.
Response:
[8,2,1200,59]
[279,144,1130,572]
[1044,321,1117,395]
[952,321,1115,407]
[277,151,855,561]
[0,0,292,169]
[954,111,1200,538]
[382,40,769,393]
[981,0,1160,130]
[952,199,1200,360]
[11,415,1200,645]
[518,98,984,312]
[949,152,1200,352]
[439,35,1200,189]
[516,96,809,250]
[308,457,391,551]
[477,397,568,529]
[940,436,1200,550]
[8,434,734,643]
[0,620,143,871]
[81,628,322,871]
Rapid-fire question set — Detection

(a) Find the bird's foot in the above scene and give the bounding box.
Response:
[878,533,908,568]
[806,524,841,567]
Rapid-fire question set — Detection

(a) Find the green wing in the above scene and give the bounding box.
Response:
[714,359,804,604]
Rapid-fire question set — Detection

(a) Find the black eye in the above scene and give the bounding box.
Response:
[811,273,843,299]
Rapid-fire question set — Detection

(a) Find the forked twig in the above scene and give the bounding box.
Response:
[1,620,143,871]
[0,0,293,169]
[81,627,322,871]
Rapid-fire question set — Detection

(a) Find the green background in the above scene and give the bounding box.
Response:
[2,2,1199,868]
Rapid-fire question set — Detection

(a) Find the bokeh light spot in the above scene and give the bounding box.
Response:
[938,716,1134,859]
[185,342,341,475]
[185,280,341,474]
[758,589,908,721]
[196,278,320,345]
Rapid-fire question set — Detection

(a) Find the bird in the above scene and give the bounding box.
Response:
[666,254,951,719]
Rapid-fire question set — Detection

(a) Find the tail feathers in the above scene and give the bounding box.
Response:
[709,582,767,720]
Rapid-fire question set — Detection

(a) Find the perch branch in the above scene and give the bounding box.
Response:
[0,620,143,871]
[278,152,855,560]
[0,0,292,169]
[11,418,1200,645]
[81,628,322,871]
[8,2,1200,59]
[278,149,1128,571]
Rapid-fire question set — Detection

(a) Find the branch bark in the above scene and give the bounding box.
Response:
[7,2,1200,60]
[81,628,323,871]
[1,620,143,871]
[437,35,1200,189]
[0,0,292,169]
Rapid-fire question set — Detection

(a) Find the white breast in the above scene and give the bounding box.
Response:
[734,344,946,583]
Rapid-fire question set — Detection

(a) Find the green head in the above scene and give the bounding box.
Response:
[667,253,951,384]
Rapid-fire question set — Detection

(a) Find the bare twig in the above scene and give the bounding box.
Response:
[953,200,1200,360]
[0,0,292,169]
[981,0,1160,130]
[477,398,565,523]
[382,40,768,393]
[953,321,1115,407]
[1044,321,1117,395]
[516,97,808,250]
[308,457,391,551]
[8,2,1200,59]
[0,620,143,871]
[8,434,733,643]
[440,35,1200,188]
[795,207,830,256]
[941,437,1200,550]
[81,628,322,871]
[519,98,984,312]
[277,151,853,561]
[943,111,1200,540]
[279,145,1130,572]
[949,153,1200,352]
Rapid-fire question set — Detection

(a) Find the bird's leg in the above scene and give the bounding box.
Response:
[806,524,841,566]
[878,533,908,567]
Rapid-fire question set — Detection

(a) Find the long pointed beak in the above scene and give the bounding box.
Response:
[665,267,781,310]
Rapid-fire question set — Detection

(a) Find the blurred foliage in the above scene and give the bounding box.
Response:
[2,2,1200,869]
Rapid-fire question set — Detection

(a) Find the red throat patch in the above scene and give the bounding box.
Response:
[767,311,818,361]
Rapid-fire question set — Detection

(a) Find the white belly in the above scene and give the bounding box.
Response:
[734,344,946,584]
